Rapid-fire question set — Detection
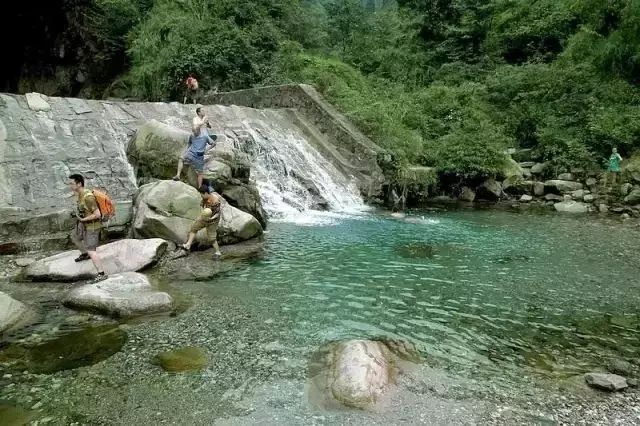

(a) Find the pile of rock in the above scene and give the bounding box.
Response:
[453,150,640,218]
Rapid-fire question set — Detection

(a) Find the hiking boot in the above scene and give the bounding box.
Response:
[74,253,90,262]
[90,272,108,283]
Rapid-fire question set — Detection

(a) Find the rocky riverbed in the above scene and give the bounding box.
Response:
[1,282,639,425]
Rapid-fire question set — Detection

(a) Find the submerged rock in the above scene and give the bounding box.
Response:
[24,238,167,282]
[584,372,628,391]
[152,346,208,372]
[328,340,393,409]
[395,243,436,259]
[63,272,172,317]
[133,180,262,246]
[0,324,126,374]
[158,238,264,281]
[306,339,423,411]
[607,359,634,377]
[0,291,29,333]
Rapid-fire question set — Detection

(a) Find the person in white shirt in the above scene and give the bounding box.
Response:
[192,107,210,136]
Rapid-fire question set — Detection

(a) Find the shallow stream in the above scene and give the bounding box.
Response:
[1,209,639,424]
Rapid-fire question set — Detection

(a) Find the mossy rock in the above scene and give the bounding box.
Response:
[622,153,640,184]
[394,243,436,259]
[152,346,208,372]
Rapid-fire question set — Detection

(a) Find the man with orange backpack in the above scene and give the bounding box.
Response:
[69,173,112,282]
[183,74,199,104]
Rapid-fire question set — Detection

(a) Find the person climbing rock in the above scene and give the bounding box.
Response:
[183,74,199,104]
[192,106,211,137]
[172,126,217,188]
[178,184,222,259]
[69,174,107,282]
[606,147,623,187]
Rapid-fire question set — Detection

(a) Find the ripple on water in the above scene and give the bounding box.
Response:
[190,210,640,383]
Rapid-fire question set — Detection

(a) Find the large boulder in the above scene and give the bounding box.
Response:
[63,272,172,317]
[25,238,167,281]
[624,188,640,205]
[622,153,640,183]
[458,186,476,202]
[133,180,262,246]
[476,179,503,200]
[544,180,583,194]
[0,292,29,333]
[221,184,267,228]
[554,200,589,214]
[326,340,393,409]
[126,120,265,224]
[126,119,190,182]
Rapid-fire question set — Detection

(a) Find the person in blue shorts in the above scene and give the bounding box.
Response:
[172,128,217,188]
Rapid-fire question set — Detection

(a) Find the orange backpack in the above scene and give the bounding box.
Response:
[92,189,116,222]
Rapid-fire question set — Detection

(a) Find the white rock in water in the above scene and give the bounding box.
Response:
[584,373,628,391]
[328,340,392,409]
[63,272,172,317]
[25,238,167,282]
[0,292,29,333]
[519,194,533,202]
[554,201,589,213]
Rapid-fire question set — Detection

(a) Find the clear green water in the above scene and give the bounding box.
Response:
[1,209,639,423]
[205,209,640,381]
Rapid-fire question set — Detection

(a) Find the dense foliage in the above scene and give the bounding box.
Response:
[8,0,640,181]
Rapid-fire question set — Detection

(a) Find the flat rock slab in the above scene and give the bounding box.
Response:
[584,373,628,391]
[25,238,167,282]
[63,272,172,317]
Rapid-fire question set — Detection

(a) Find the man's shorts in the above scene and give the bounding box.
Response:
[190,208,219,236]
[183,152,205,173]
[73,223,101,251]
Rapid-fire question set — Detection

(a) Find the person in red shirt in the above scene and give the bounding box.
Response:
[183,74,199,104]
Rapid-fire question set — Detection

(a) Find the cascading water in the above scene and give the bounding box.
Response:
[225,108,368,224]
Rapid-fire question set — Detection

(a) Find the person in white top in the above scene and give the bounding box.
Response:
[192,107,210,137]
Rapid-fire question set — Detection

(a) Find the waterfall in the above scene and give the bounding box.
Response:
[229,110,367,224]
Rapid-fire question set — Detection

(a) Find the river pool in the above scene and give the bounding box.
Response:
[1,209,639,424]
